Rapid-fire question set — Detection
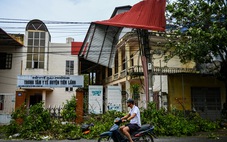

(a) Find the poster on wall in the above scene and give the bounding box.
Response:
[88,85,103,114]
[106,86,122,112]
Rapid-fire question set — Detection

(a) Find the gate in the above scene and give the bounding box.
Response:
[191,87,221,120]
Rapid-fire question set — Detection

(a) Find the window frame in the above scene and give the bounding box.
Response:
[26,31,45,69]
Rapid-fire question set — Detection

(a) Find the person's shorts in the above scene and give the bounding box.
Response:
[125,123,140,133]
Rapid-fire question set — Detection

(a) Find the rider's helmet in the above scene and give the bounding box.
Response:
[126,98,134,104]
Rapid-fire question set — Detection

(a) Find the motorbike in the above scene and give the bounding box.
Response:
[81,123,94,134]
[98,117,156,142]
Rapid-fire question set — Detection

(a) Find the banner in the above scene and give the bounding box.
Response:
[88,85,103,114]
[17,75,84,88]
[106,86,122,112]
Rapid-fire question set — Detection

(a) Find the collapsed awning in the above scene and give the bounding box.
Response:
[80,24,122,67]
[79,0,166,67]
[0,28,24,47]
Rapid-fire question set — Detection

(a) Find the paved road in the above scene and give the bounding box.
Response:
[154,136,227,142]
[1,136,227,142]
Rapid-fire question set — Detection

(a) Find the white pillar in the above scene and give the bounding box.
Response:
[125,81,131,99]
[42,90,46,107]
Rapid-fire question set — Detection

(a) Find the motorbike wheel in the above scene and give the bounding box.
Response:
[137,134,154,142]
[98,136,114,142]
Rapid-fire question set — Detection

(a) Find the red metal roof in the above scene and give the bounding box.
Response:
[95,0,166,31]
[71,42,83,55]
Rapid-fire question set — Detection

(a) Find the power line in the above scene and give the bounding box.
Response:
[0,18,91,24]
[0,18,91,41]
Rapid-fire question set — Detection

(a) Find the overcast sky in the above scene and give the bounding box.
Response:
[0,0,141,43]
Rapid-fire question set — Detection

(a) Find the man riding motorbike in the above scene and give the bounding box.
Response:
[120,98,141,142]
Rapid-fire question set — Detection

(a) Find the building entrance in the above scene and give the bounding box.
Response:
[30,93,42,106]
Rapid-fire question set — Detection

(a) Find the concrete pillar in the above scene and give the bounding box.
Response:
[118,48,122,74]
[125,81,131,98]
[125,43,131,81]
[15,89,26,124]
[76,89,84,124]
[125,43,131,67]
[112,65,115,75]
[105,67,108,78]
[15,89,26,109]
[42,90,46,107]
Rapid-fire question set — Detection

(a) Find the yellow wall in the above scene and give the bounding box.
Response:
[168,74,225,110]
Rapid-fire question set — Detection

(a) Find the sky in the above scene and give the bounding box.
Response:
[0,0,141,43]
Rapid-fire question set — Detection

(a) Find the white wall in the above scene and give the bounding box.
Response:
[0,47,23,93]
[45,88,76,108]
[0,46,21,124]
[153,75,168,93]
[0,94,15,125]
[21,42,79,108]
[0,46,22,112]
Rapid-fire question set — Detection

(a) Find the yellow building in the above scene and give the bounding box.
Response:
[80,30,225,120]
[79,3,225,120]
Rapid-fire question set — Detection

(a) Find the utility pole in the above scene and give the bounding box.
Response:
[137,29,153,104]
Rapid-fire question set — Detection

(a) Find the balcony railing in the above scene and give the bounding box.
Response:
[128,66,144,76]
[128,65,197,75]
[153,66,197,74]
[104,65,197,83]
[105,76,113,83]
[120,69,127,78]
[113,73,119,80]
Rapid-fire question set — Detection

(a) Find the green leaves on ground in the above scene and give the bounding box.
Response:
[141,103,219,136]
[3,102,220,140]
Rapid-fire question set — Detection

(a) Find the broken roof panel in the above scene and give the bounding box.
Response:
[80,0,166,67]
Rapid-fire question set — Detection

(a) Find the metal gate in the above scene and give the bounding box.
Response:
[191,87,221,120]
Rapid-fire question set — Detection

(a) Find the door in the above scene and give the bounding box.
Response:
[191,87,221,120]
[30,93,42,106]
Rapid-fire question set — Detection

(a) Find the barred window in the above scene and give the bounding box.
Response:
[0,95,4,110]
[66,60,74,75]
[65,60,74,92]
[0,53,12,69]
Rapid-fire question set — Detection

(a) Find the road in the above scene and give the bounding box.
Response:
[1,136,227,142]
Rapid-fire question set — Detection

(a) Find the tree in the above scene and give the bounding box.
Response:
[166,0,227,102]
[61,95,77,122]
[131,84,140,100]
